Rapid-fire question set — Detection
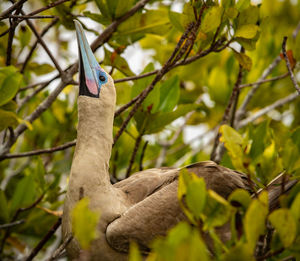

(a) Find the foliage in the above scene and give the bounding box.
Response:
[0,0,299,260]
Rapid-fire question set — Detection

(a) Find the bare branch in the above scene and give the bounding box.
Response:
[237,91,299,129]
[211,64,243,163]
[25,218,62,261]
[126,131,144,177]
[236,55,282,122]
[155,95,202,168]
[239,73,289,89]
[0,220,25,229]
[8,15,57,19]
[0,0,28,21]
[22,11,64,76]
[114,70,158,84]
[282,36,300,94]
[139,141,148,171]
[21,18,59,73]
[0,140,75,161]
[47,234,73,261]
[27,0,70,17]
[292,21,300,39]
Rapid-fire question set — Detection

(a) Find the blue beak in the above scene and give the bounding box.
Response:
[74,21,106,97]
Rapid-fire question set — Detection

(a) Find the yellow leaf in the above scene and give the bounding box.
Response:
[235,24,259,39]
[233,51,252,71]
[71,197,100,249]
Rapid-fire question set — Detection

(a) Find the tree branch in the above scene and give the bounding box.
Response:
[0,0,28,20]
[236,55,282,122]
[0,140,76,161]
[126,130,144,177]
[211,64,243,163]
[237,91,299,129]
[239,72,288,88]
[282,36,300,94]
[0,219,25,229]
[25,218,62,261]
[47,234,73,261]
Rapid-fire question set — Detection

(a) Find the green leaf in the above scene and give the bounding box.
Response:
[104,48,135,76]
[0,109,20,131]
[186,178,207,219]
[34,157,46,191]
[237,6,260,27]
[236,0,250,11]
[94,0,111,19]
[0,66,22,106]
[145,104,199,134]
[203,190,232,229]
[115,0,135,18]
[269,209,297,247]
[228,189,251,210]
[201,6,223,33]
[83,11,110,25]
[220,125,243,145]
[290,193,300,223]
[19,25,31,49]
[10,175,37,213]
[117,10,171,37]
[233,51,252,71]
[158,76,180,112]
[129,241,142,261]
[235,24,259,39]
[244,191,268,249]
[0,190,9,222]
[169,11,185,32]
[27,62,55,76]
[71,197,100,249]
[222,243,255,261]
[0,100,17,111]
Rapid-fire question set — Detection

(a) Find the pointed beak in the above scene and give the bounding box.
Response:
[74,20,102,97]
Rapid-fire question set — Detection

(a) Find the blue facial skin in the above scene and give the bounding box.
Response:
[75,20,108,98]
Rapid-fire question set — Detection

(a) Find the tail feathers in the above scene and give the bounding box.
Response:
[257,172,298,211]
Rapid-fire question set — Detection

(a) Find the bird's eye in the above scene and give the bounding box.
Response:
[99,75,106,82]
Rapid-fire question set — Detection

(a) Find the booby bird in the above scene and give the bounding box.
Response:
[62,21,297,260]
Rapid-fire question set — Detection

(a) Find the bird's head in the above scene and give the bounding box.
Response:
[74,21,114,100]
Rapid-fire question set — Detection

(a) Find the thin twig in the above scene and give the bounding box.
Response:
[139,141,148,171]
[21,18,59,73]
[114,70,158,83]
[239,72,289,88]
[25,218,62,261]
[0,220,25,229]
[0,140,76,161]
[126,130,144,177]
[47,234,73,261]
[0,0,28,20]
[22,11,64,75]
[236,55,282,122]
[282,36,300,94]
[237,91,299,129]
[292,21,300,39]
[8,15,56,19]
[156,95,202,168]
[211,63,243,163]
[0,194,44,253]
[27,0,70,17]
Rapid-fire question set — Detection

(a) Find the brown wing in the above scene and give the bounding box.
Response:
[113,167,178,204]
[107,161,249,253]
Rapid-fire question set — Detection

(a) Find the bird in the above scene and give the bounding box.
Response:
[62,21,297,260]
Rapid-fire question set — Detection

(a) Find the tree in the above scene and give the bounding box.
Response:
[0,0,299,260]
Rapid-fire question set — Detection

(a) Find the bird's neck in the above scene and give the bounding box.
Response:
[69,96,114,192]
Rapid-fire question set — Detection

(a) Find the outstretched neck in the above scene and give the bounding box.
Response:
[70,95,115,191]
